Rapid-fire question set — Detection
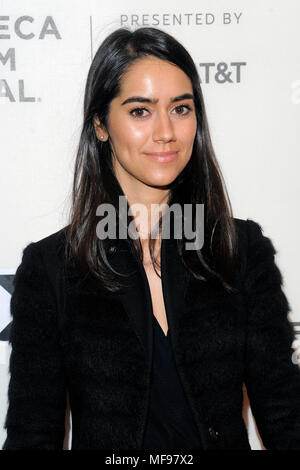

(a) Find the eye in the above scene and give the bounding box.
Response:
[129,104,193,119]
[173,104,192,115]
[129,107,149,118]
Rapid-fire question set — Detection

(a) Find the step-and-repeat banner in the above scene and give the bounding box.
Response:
[1,0,300,450]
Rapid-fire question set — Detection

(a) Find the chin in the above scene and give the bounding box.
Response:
[144,173,179,188]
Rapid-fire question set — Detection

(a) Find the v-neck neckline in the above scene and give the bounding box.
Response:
[153,314,169,338]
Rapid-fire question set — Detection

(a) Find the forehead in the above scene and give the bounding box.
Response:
[118,56,193,95]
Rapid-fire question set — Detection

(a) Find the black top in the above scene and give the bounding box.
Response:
[142,314,202,451]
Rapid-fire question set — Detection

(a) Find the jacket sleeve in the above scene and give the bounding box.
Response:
[243,219,300,450]
[2,242,67,450]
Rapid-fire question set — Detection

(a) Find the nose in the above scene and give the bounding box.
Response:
[152,111,176,143]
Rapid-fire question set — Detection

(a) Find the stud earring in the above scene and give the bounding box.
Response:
[100,135,104,140]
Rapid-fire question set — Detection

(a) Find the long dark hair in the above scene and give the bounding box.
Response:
[65,26,238,293]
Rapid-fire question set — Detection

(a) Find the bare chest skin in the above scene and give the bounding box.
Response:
[143,259,168,336]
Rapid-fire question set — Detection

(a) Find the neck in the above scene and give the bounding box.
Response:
[121,182,170,240]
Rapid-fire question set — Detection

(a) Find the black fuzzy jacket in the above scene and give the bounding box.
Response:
[2,218,300,450]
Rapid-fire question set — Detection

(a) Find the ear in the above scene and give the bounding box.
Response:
[93,115,109,141]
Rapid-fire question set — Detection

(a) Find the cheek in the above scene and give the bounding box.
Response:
[179,119,197,147]
[127,123,149,144]
[113,121,149,151]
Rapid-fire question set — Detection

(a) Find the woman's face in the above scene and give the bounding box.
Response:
[94,55,197,191]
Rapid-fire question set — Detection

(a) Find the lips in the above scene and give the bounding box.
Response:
[145,151,179,162]
[146,151,178,156]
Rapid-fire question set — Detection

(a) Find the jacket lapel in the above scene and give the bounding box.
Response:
[112,238,154,363]
[63,228,213,370]
[112,233,202,362]
[105,234,194,368]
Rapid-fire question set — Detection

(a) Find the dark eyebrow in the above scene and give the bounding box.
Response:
[121,93,194,105]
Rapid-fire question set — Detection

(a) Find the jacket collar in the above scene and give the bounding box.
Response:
[114,233,193,360]
[63,225,213,359]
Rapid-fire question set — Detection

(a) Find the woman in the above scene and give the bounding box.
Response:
[3,26,300,451]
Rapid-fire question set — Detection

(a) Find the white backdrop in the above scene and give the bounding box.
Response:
[1,0,300,450]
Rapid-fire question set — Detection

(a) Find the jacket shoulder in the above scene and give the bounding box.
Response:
[33,225,69,257]
[18,226,70,298]
[233,216,267,249]
[18,225,68,262]
[231,217,275,280]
